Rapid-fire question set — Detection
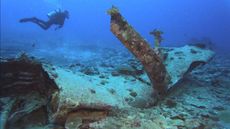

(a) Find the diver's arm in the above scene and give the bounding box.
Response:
[54,24,63,31]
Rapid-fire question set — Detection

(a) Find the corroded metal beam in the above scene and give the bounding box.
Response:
[108,6,170,99]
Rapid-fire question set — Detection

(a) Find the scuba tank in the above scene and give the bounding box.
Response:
[47,9,61,18]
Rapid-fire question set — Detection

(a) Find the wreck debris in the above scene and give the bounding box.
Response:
[0,55,59,129]
[0,55,114,129]
[108,6,215,101]
[108,6,171,99]
[150,29,164,48]
[51,102,113,128]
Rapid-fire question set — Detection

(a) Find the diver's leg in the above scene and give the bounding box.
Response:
[36,20,52,30]
[33,18,46,25]
[19,17,36,23]
[20,17,51,30]
[19,17,44,24]
[31,18,53,30]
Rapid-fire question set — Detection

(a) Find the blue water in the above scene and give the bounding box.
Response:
[1,0,230,52]
[1,1,230,129]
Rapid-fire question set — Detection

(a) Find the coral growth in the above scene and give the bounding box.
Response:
[107,5,119,15]
[150,29,164,48]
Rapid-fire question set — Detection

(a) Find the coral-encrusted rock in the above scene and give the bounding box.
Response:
[0,55,59,129]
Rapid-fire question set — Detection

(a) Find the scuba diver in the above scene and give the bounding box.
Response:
[19,9,69,30]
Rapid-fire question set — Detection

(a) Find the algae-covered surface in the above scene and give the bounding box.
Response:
[1,45,230,129]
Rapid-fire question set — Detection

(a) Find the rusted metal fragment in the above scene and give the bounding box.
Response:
[108,6,170,99]
[160,46,214,89]
[51,103,113,127]
[0,55,115,128]
[0,55,59,97]
[0,55,59,129]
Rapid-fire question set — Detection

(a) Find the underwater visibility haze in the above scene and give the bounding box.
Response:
[1,0,230,129]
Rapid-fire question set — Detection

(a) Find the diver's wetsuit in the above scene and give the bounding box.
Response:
[20,11,68,30]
